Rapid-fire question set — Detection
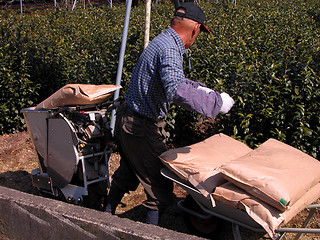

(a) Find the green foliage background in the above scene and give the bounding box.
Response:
[0,0,319,159]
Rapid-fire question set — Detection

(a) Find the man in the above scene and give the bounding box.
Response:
[106,2,234,225]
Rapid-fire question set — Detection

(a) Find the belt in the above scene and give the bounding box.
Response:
[126,105,164,123]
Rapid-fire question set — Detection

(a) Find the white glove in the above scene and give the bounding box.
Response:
[220,92,235,114]
[197,86,214,94]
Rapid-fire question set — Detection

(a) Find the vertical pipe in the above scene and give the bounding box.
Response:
[144,0,151,49]
[110,0,133,134]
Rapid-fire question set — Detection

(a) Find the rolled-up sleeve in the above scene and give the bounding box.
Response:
[172,79,223,119]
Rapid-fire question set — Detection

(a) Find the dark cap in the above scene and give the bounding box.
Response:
[174,2,210,33]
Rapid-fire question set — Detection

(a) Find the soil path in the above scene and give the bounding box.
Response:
[0,131,319,240]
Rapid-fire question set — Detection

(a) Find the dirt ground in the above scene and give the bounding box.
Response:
[0,131,319,240]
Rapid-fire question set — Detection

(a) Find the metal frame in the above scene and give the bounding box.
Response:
[22,105,113,205]
[177,198,320,240]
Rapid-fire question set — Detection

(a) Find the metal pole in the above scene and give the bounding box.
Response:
[110,0,132,134]
[144,0,151,49]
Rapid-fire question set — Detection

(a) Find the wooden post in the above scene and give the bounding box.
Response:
[144,0,151,49]
[20,0,23,15]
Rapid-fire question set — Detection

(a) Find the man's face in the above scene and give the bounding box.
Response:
[185,22,201,49]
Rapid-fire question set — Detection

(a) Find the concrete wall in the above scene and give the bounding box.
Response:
[0,186,203,240]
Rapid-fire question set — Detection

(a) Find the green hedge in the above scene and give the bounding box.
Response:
[0,0,319,159]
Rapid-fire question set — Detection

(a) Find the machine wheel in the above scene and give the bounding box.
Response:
[183,194,222,239]
[83,180,108,211]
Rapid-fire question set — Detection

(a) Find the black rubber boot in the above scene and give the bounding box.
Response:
[105,185,125,215]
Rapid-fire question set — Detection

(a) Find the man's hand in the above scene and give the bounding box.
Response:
[220,92,234,114]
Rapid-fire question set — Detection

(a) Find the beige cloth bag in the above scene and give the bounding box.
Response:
[35,84,121,109]
[218,138,320,211]
[212,182,320,239]
[161,134,320,238]
[159,133,252,205]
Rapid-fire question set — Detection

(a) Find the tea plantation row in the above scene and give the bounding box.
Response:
[0,0,319,159]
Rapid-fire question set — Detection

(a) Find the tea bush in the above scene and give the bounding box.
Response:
[184,0,320,158]
[0,0,319,159]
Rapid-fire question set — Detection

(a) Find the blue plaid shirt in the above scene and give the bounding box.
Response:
[125,27,187,119]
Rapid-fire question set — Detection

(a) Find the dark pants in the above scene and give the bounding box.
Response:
[111,102,174,211]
